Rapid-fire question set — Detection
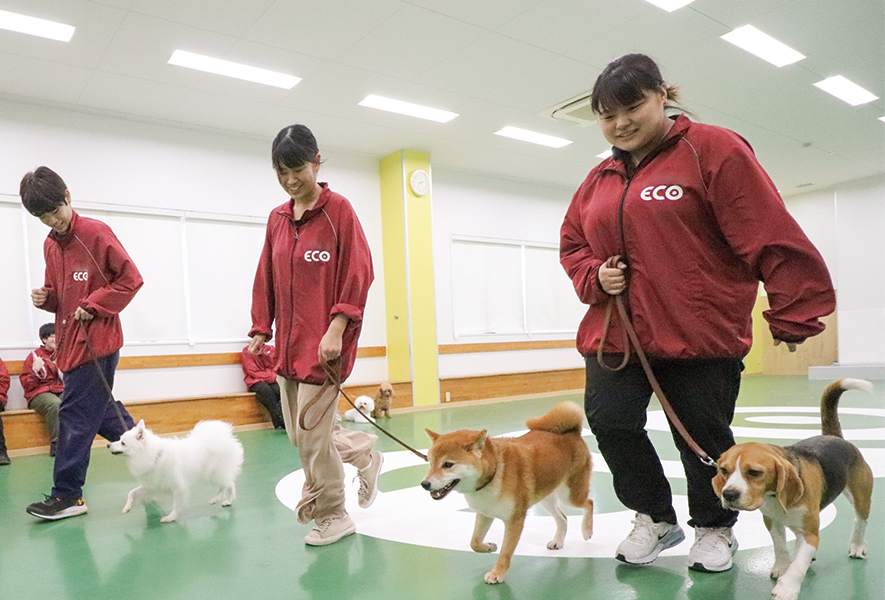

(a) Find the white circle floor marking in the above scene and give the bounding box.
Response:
[647,407,885,441]
[273,433,885,557]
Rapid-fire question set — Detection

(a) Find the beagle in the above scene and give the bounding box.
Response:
[713,378,873,600]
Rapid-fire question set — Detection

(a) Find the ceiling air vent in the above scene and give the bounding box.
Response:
[541,91,597,127]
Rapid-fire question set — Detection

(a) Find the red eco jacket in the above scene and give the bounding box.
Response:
[0,358,9,409]
[250,184,374,383]
[561,115,835,359]
[241,344,277,388]
[20,346,64,403]
[40,211,144,372]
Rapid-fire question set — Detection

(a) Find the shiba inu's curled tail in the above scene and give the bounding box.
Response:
[525,402,585,435]
[821,378,872,438]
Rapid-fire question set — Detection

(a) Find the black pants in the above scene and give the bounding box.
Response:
[250,381,284,429]
[584,355,741,528]
[0,412,6,452]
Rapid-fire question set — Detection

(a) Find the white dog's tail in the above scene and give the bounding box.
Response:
[191,420,244,472]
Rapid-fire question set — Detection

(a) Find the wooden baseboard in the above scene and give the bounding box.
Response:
[2,370,584,453]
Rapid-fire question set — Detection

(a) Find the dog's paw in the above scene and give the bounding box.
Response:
[221,499,233,507]
[122,503,132,514]
[547,539,564,550]
[771,579,800,600]
[472,542,497,553]
[484,569,506,584]
[848,541,867,558]
[160,513,177,523]
[769,562,790,580]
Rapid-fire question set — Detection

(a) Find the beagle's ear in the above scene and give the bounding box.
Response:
[711,465,727,497]
[774,456,804,510]
[425,429,440,442]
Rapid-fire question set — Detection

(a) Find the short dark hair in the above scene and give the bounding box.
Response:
[271,124,321,172]
[20,167,68,217]
[590,54,680,115]
[39,322,55,341]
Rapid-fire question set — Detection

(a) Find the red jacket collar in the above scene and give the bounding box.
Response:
[276,182,331,222]
[604,113,690,175]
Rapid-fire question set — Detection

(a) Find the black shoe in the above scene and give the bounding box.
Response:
[0,450,9,465]
[26,495,88,520]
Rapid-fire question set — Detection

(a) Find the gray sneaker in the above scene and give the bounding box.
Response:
[304,515,356,546]
[688,527,738,572]
[616,513,685,565]
[357,451,383,509]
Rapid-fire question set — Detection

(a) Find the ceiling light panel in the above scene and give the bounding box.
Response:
[721,25,805,67]
[813,75,878,106]
[494,126,572,148]
[168,50,300,89]
[643,0,696,12]
[358,95,458,123]
[0,9,75,42]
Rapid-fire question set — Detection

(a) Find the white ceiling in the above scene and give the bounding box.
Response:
[1,0,883,195]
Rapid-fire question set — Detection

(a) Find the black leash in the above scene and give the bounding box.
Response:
[297,360,427,462]
[74,318,130,432]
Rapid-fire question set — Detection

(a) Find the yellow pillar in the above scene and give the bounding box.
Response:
[379,150,440,406]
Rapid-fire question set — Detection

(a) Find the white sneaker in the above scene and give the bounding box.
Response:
[304,515,357,546]
[688,527,738,572]
[357,451,383,509]
[616,513,685,565]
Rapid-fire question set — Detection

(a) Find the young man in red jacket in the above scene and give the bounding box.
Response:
[21,166,143,520]
[20,323,65,456]
[0,358,10,465]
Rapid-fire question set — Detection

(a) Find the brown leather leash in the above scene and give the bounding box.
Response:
[596,257,716,467]
[297,359,428,462]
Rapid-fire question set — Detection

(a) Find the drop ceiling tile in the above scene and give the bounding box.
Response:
[408,0,541,30]
[334,4,486,80]
[414,33,558,98]
[0,0,126,69]
[0,50,92,104]
[96,12,239,86]
[127,0,276,38]
[76,70,190,120]
[242,0,403,60]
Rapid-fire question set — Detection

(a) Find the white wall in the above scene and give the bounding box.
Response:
[0,98,387,408]
[785,174,885,367]
[430,167,585,379]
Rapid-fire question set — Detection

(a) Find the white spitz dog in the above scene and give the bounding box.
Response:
[108,419,244,523]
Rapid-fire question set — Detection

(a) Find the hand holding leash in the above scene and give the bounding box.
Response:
[599,255,628,295]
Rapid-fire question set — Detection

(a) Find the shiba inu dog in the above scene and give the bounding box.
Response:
[108,419,244,523]
[421,402,593,584]
[713,379,873,600]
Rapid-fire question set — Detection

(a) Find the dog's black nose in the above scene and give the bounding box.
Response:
[420,480,431,491]
[722,489,741,503]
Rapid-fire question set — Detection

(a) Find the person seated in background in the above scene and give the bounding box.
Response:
[0,357,9,465]
[20,323,64,456]
[240,343,285,429]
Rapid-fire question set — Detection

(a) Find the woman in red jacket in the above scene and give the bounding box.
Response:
[560,54,835,572]
[249,124,381,546]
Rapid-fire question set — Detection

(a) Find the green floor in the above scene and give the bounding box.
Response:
[1,375,883,600]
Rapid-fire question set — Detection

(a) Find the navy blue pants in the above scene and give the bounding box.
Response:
[584,356,741,528]
[52,352,134,498]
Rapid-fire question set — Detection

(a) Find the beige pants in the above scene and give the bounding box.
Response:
[279,377,377,522]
